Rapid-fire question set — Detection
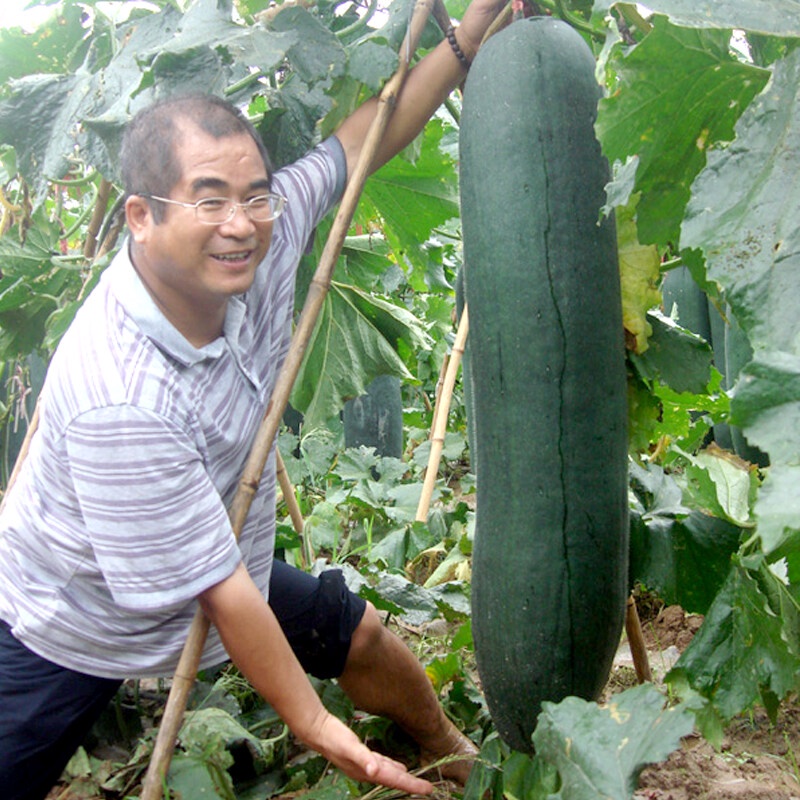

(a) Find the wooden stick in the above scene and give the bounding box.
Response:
[141,3,437,796]
[416,305,468,522]
[626,594,653,683]
[275,448,311,568]
[430,350,451,438]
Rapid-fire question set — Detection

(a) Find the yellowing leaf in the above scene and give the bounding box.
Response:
[616,201,662,354]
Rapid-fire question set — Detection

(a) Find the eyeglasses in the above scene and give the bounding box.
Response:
[141,193,288,225]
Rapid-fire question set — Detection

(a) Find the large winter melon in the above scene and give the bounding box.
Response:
[461,18,629,753]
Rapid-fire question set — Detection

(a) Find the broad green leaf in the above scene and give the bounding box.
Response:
[168,752,234,800]
[532,683,694,800]
[338,233,402,293]
[667,554,800,720]
[629,461,742,614]
[629,310,713,395]
[290,282,431,428]
[731,351,800,553]
[269,6,345,87]
[303,501,343,551]
[614,0,800,36]
[363,571,440,626]
[347,38,398,92]
[180,707,275,768]
[0,211,61,278]
[502,751,559,800]
[358,120,459,275]
[259,78,335,169]
[0,1,297,199]
[462,732,507,800]
[597,17,769,246]
[650,369,729,452]
[0,73,92,200]
[0,2,90,83]
[682,47,800,358]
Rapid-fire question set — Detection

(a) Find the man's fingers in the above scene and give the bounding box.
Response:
[369,754,434,795]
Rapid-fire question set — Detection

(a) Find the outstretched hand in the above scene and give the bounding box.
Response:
[306,712,434,795]
[458,0,510,61]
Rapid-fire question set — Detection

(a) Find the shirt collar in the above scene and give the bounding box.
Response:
[106,239,247,367]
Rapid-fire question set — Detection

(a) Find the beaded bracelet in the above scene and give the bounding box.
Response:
[446,25,472,69]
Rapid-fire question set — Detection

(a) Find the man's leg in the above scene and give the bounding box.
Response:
[336,602,478,784]
[0,621,122,800]
[269,561,477,784]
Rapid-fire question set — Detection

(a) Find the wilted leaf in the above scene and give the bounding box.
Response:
[616,200,662,354]
[689,445,757,527]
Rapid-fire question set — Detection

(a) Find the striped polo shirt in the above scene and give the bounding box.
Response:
[0,138,346,678]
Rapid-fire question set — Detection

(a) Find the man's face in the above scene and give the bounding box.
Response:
[128,119,274,342]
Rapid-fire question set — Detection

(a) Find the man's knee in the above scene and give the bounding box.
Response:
[344,601,397,670]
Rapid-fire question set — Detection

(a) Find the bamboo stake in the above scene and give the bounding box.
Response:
[429,351,451,439]
[625,594,653,683]
[276,448,311,568]
[416,305,468,522]
[141,3,437,796]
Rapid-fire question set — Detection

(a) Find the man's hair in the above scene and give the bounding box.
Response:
[120,94,273,222]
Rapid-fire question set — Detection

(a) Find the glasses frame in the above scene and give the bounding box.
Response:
[141,192,288,225]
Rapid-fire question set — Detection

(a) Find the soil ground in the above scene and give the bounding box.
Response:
[618,603,800,800]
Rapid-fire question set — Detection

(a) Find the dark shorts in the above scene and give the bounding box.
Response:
[269,559,367,679]
[0,561,367,800]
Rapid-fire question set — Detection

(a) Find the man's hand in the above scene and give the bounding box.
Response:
[200,566,433,794]
[305,711,434,795]
[457,0,509,62]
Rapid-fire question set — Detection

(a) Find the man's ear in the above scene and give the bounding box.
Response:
[126,195,153,242]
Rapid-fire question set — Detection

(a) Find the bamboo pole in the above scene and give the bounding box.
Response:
[416,306,468,522]
[276,448,311,568]
[140,3,437,796]
[626,594,653,683]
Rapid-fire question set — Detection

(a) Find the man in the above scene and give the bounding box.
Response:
[0,1,505,798]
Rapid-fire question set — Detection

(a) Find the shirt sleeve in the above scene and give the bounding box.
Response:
[64,404,242,612]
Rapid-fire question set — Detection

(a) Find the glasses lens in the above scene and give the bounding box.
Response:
[247,195,285,222]
[195,198,232,224]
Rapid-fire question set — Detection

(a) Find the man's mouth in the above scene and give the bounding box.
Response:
[213,250,252,264]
